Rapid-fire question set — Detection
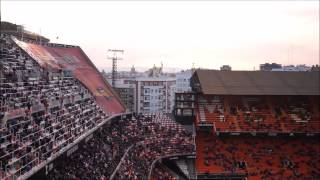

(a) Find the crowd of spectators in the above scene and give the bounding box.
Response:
[0,33,109,179]
[47,116,143,179]
[280,96,319,132]
[1,33,195,180]
[114,117,194,180]
[196,132,320,180]
[48,113,194,180]
[0,33,44,85]
[197,95,319,133]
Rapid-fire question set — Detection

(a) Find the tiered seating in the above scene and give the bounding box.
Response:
[196,95,319,133]
[279,96,320,133]
[48,114,194,180]
[47,116,144,179]
[0,33,110,179]
[1,93,108,179]
[147,113,184,131]
[198,96,238,132]
[196,85,319,179]
[115,132,194,180]
[196,132,320,180]
[1,78,89,112]
[230,96,280,132]
[10,34,124,113]
[0,34,40,84]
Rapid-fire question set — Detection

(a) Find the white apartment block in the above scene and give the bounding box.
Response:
[101,65,195,114]
[175,70,193,93]
[271,64,312,72]
[135,77,176,113]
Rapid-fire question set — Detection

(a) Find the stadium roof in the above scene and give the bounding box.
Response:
[12,36,125,113]
[193,69,320,95]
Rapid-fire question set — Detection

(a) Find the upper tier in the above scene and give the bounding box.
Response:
[12,36,125,114]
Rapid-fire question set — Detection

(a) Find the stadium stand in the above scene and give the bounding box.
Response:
[196,132,320,180]
[1,33,115,179]
[191,69,320,179]
[48,113,194,180]
[12,36,124,114]
[113,113,194,180]
[1,33,195,179]
[195,95,319,133]
[192,70,320,134]
[47,115,144,180]
[149,112,185,131]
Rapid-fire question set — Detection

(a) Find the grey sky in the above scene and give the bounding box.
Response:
[2,1,319,71]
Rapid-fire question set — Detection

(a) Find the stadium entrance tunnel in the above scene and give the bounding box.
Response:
[162,158,189,180]
[150,154,196,180]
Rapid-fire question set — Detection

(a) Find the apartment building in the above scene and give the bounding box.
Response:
[135,77,176,113]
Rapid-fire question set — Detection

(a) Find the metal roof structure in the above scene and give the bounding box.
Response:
[192,69,320,95]
[13,36,125,113]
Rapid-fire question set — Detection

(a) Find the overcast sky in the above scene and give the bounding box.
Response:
[2,1,319,71]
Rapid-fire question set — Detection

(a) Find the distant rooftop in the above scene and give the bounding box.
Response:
[135,76,176,81]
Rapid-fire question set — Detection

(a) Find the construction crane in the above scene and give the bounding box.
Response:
[107,49,124,87]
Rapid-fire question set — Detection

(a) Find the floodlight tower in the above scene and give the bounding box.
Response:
[107,49,124,87]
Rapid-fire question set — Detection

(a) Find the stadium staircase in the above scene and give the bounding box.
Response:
[175,159,190,178]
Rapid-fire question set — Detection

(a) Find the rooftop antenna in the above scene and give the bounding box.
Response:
[39,28,42,44]
[291,45,294,66]
[287,44,293,66]
[107,49,124,87]
[19,24,25,41]
[191,62,196,72]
